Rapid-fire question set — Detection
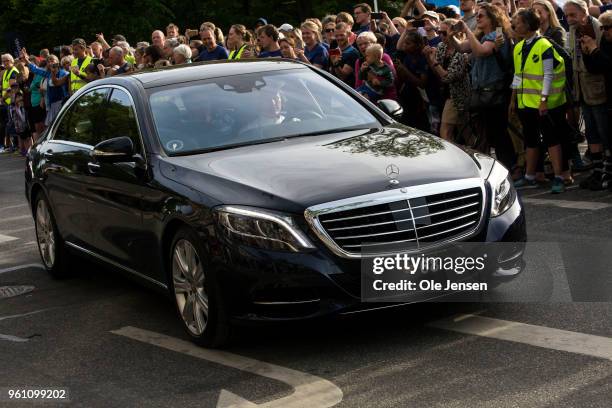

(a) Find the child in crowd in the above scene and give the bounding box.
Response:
[356,43,394,102]
[7,91,30,156]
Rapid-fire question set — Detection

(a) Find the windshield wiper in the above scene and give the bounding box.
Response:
[167,127,373,157]
[286,126,372,139]
[168,136,291,156]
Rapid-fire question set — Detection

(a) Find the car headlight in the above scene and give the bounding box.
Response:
[488,161,516,217]
[214,206,315,252]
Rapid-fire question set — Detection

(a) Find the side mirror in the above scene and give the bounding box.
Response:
[92,136,135,163]
[377,99,403,120]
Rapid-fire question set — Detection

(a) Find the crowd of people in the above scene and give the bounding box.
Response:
[1,0,611,193]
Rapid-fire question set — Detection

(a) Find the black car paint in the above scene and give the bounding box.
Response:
[25,60,526,321]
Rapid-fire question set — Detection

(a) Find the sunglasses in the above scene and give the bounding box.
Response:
[477,13,487,19]
[325,28,335,32]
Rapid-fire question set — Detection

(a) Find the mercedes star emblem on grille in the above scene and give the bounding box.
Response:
[386,164,400,185]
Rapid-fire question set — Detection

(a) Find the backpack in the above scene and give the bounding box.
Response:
[522,37,574,100]
[546,38,574,98]
[9,105,29,134]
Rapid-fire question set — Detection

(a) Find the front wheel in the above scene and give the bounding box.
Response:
[169,227,230,347]
[34,193,71,278]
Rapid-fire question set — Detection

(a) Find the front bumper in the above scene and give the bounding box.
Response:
[213,196,526,322]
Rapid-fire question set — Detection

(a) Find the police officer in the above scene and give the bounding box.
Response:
[511,9,569,194]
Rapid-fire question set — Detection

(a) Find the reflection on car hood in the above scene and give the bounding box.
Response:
[161,124,482,213]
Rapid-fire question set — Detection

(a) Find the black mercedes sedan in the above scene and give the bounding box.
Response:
[25,60,526,346]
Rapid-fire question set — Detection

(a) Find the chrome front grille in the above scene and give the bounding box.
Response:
[305,179,485,258]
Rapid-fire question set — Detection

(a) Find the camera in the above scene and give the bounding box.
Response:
[412,19,426,28]
[371,12,384,20]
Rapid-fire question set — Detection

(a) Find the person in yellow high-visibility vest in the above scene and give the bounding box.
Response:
[1,53,19,152]
[227,24,253,59]
[68,38,92,95]
[510,9,570,194]
[1,54,19,106]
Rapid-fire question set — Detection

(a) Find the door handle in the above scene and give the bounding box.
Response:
[43,150,54,158]
[87,162,101,173]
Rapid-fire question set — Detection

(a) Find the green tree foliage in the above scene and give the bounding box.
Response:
[1,0,403,52]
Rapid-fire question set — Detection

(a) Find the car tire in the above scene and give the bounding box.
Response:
[168,226,230,348]
[33,192,71,279]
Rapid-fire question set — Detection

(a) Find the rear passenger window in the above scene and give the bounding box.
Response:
[53,88,109,146]
[105,89,142,154]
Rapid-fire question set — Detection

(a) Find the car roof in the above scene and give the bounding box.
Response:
[121,59,308,89]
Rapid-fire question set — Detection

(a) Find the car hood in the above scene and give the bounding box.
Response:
[160,124,484,214]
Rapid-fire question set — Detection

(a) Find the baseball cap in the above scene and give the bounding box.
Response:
[71,38,87,48]
[422,11,440,21]
[448,5,461,16]
[279,23,294,32]
[255,18,268,26]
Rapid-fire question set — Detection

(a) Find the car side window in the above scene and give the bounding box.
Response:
[106,89,142,154]
[54,88,109,146]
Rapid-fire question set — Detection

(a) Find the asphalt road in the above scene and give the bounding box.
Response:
[1,151,611,407]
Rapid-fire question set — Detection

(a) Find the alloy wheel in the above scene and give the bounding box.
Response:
[36,199,56,268]
[172,239,209,336]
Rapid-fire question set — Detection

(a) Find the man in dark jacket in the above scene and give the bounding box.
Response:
[582,11,612,188]
[582,11,612,121]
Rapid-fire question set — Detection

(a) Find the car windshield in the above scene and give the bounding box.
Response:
[148,68,380,155]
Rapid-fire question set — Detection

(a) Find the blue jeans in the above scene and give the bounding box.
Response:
[582,103,610,151]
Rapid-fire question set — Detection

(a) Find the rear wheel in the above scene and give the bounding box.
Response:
[34,193,71,278]
[169,227,230,347]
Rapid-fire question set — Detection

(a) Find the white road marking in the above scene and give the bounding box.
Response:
[521,198,612,210]
[0,308,57,322]
[0,243,37,257]
[0,203,28,212]
[0,215,32,223]
[111,326,343,408]
[0,333,29,342]
[0,263,45,275]
[1,226,35,235]
[429,314,612,361]
[0,234,18,244]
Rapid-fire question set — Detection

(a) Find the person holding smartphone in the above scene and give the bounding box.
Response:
[353,3,373,34]
[425,18,470,142]
[21,50,68,126]
[330,22,360,87]
[451,4,517,171]
[564,0,610,190]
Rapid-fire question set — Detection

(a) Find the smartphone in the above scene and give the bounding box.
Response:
[496,26,503,37]
[371,12,384,20]
[412,19,426,28]
[329,48,341,58]
[451,22,462,31]
[187,29,199,38]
